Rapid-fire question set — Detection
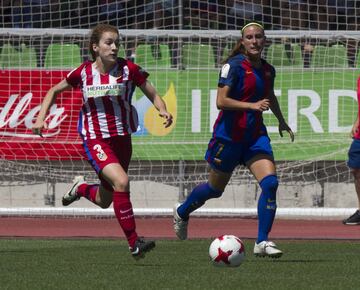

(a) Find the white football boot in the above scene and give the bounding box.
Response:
[173,203,189,240]
[62,176,85,206]
[253,240,283,258]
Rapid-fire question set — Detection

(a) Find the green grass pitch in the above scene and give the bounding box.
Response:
[1,239,360,290]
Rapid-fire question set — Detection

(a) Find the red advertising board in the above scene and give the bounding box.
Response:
[0,70,83,160]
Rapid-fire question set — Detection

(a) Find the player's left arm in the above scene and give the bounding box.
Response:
[139,80,173,128]
[268,90,294,142]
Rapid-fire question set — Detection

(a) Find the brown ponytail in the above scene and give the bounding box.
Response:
[223,40,245,64]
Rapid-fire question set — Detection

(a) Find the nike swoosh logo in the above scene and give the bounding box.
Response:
[131,247,139,254]
[119,208,132,214]
[267,198,276,203]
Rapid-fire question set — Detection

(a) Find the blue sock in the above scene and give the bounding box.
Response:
[177,183,223,220]
[257,175,278,243]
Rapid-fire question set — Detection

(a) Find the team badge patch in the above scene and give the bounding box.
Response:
[123,66,129,81]
[220,64,230,78]
[93,144,108,161]
[96,151,108,161]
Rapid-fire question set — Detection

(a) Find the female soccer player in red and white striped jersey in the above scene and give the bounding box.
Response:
[32,23,173,259]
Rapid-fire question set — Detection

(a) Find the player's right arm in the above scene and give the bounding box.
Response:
[32,79,72,136]
[217,62,269,112]
[216,85,270,111]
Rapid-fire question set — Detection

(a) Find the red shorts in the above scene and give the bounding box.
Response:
[82,135,132,190]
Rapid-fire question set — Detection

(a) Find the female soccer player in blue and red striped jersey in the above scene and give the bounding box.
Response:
[32,24,173,259]
[343,76,360,225]
[173,22,294,258]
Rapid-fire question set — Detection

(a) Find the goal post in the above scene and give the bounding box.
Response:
[0,27,359,217]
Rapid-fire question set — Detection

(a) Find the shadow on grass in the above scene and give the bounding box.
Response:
[248,259,332,263]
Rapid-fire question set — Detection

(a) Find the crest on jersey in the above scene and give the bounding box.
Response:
[123,66,129,81]
[96,151,107,161]
[220,64,230,78]
[93,144,108,161]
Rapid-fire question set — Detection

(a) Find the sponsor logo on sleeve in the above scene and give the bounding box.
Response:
[220,64,230,78]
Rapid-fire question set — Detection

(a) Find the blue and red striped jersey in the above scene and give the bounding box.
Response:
[213,54,276,143]
[354,76,360,140]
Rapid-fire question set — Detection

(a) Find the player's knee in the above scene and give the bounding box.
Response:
[352,169,360,179]
[260,175,279,195]
[207,183,223,199]
[112,176,129,192]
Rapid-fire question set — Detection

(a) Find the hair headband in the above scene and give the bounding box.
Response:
[241,22,264,34]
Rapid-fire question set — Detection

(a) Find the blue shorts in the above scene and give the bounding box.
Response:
[348,138,360,169]
[205,135,274,173]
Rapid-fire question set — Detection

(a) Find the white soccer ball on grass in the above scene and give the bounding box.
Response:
[209,235,245,267]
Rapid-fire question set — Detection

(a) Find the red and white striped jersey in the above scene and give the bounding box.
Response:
[66,58,148,140]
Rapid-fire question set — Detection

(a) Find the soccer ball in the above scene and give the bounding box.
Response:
[209,235,245,267]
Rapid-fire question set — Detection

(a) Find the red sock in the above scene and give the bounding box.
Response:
[76,184,98,204]
[113,191,138,248]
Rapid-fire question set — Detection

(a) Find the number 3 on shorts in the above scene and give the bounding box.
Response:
[93,144,108,161]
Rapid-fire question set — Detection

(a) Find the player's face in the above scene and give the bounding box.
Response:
[93,31,120,64]
[241,26,266,59]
